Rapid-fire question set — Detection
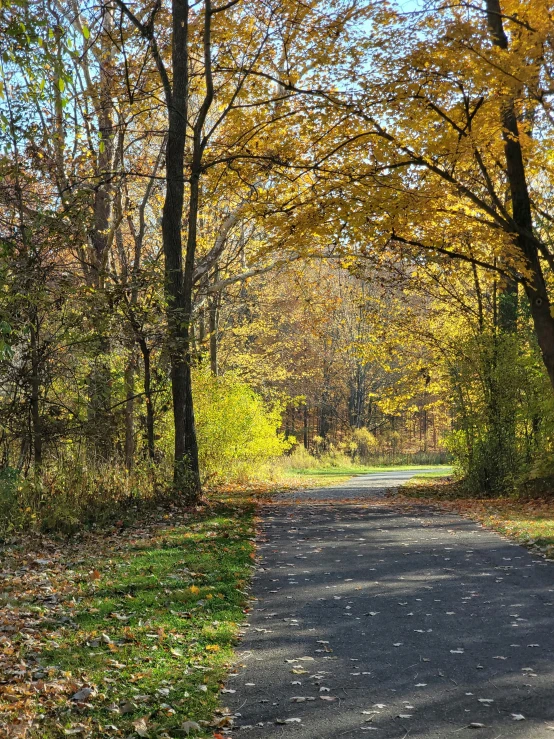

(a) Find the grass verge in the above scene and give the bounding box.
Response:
[1,470,346,739]
[396,476,554,560]
[0,498,256,739]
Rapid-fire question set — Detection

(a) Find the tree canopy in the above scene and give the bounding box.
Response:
[1,0,554,508]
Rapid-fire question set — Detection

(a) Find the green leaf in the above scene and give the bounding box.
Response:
[58,78,65,92]
[82,25,90,40]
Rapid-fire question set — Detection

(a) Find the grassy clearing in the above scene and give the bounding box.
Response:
[271,445,451,481]
[397,476,554,559]
[0,498,256,739]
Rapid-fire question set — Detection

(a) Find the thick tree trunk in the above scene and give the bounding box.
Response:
[161,0,200,499]
[178,169,201,488]
[520,248,554,389]
[486,0,554,390]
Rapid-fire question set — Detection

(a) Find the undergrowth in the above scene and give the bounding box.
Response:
[272,445,450,478]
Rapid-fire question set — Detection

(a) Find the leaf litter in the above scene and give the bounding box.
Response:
[0,498,255,738]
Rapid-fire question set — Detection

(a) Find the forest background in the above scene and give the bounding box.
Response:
[2,0,554,533]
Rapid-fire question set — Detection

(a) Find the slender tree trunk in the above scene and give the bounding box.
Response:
[498,281,518,333]
[124,354,135,470]
[284,407,291,439]
[209,287,219,376]
[138,338,155,460]
[87,1,115,460]
[471,261,484,332]
[29,318,42,471]
[198,307,206,346]
[118,0,215,498]
[303,405,309,449]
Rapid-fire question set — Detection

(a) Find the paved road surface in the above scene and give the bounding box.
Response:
[279,468,448,502]
[224,470,554,738]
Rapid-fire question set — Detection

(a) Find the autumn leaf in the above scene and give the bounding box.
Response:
[132,717,150,737]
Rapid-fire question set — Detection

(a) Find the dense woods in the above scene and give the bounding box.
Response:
[2,0,554,527]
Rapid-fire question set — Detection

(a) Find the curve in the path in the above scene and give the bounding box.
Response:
[224,471,554,739]
[278,467,449,502]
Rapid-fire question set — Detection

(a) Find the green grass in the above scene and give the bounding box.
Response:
[4,501,255,738]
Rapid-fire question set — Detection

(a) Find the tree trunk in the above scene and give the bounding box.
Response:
[520,254,554,389]
[498,281,518,333]
[161,0,200,499]
[124,354,135,470]
[209,287,219,377]
[138,337,155,460]
[29,318,42,471]
[486,0,554,388]
[87,336,112,461]
[87,1,115,460]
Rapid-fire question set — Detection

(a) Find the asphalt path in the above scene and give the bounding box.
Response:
[224,470,554,738]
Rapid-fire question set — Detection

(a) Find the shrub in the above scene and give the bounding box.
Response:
[276,444,318,471]
[1,457,172,535]
[0,467,21,533]
[446,330,554,494]
[273,444,356,472]
[194,370,292,482]
[0,372,292,533]
[351,427,378,460]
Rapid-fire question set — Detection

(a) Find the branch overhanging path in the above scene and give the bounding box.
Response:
[224,470,554,738]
